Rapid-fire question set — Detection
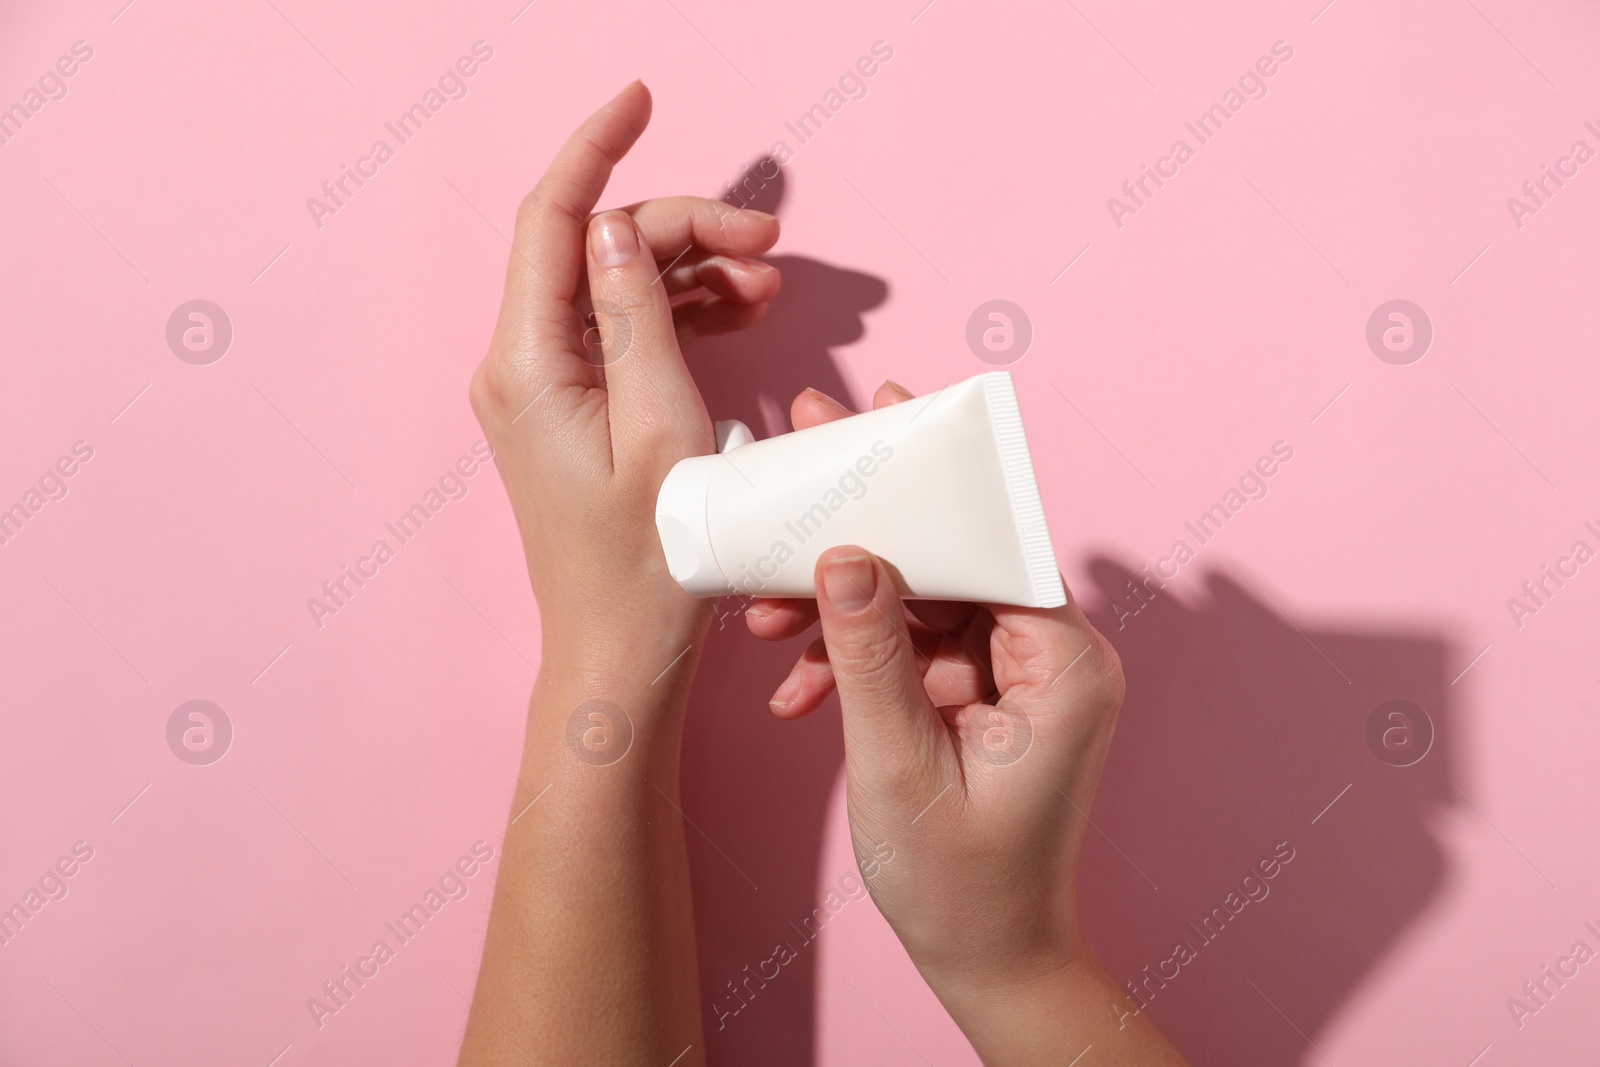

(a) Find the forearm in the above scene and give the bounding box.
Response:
[927,949,1189,1067]
[459,630,707,1066]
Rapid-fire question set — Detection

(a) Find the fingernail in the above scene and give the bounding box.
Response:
[822,554,876,614]
[769,673,802,710]
[739,257,777,273]
[591,211,639,266]
[803,386,845,408]
[746,603,774,620]
[883,379,914,401]
[745,209,778,223]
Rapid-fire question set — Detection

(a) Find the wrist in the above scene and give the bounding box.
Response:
[527,613,705,761]
[918,932,1092,1009]
[539,604,708,688]
[922,946,1116,1066]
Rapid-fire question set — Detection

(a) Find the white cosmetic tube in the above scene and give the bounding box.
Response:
[654,371,1065,608]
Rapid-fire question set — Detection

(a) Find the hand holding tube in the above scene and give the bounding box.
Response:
[810,545,1186,1063]
[748,384,1188,1064]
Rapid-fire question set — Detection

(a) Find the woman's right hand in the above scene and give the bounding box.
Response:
[744,385,1188,1064]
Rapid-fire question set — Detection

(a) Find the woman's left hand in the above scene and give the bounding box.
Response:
[469,81,782,674]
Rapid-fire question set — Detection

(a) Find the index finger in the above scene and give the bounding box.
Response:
[624,196,780,263]
[498,81,652,356]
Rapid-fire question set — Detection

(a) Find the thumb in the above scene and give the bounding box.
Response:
[815,547,953,800]
[583,209,706,457]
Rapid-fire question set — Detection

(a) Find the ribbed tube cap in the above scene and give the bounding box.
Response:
[653,420,753,597]
[655,455,729,595]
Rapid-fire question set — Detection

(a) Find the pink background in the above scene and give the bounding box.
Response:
[3,0,1598,1063]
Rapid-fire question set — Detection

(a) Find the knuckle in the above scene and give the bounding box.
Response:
[577,130,622,167]
[513,190,545,232]
[1086,636,1126,710]
[514,184,585,234]
[699,198,738,234]
[630,406,679,449]
[467,365,491,422]
[602,294,654,322]
[584,303,643,367]
[855,754,926,808]
[470,353,528,423]
[832,624,905,683]
[615,413,679,470]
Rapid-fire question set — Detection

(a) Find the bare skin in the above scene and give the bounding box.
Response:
[458,80,1188,1066]
[457,81,777,1067]
[745,389,1189,1065]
